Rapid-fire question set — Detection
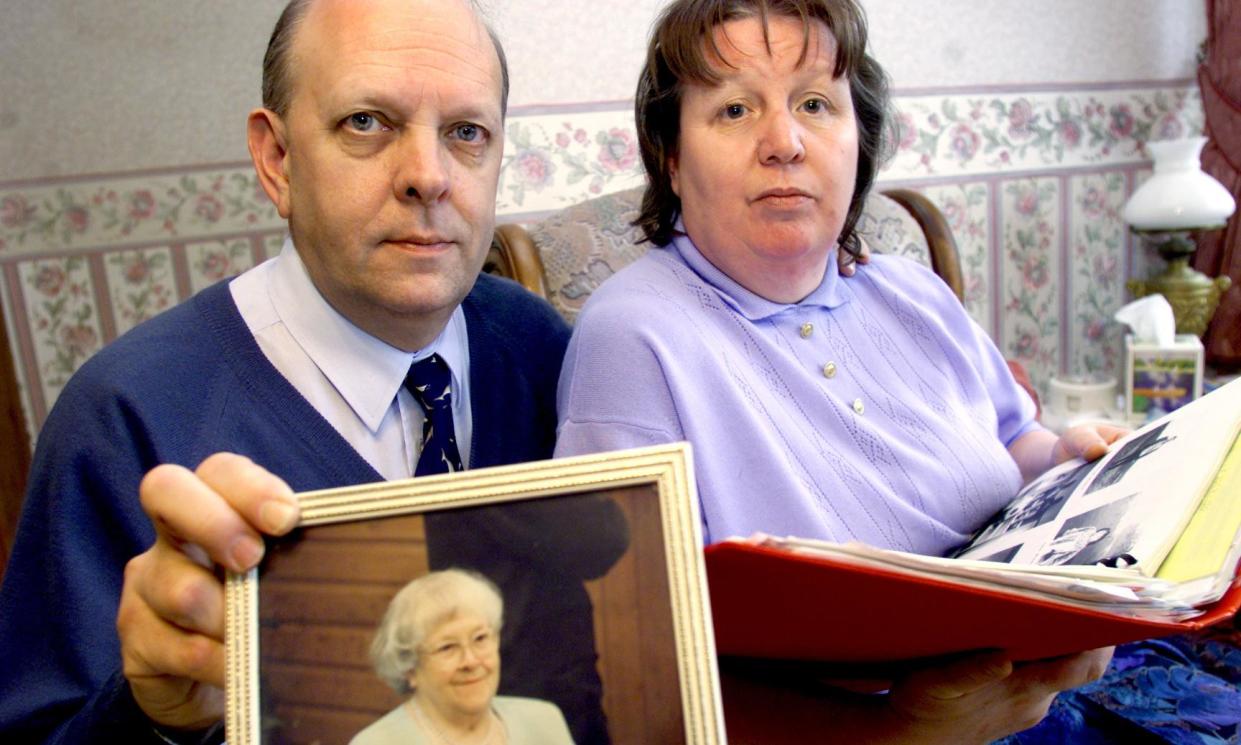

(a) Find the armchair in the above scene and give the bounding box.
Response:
[485,184,1038,410]
[487,185,963,323]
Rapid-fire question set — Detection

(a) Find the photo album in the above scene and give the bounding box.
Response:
[706,377,1241,667]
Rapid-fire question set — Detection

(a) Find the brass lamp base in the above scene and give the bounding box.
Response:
[1127,230,1232,338]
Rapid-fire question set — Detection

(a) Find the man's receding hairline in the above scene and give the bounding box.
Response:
[268,0,508,117]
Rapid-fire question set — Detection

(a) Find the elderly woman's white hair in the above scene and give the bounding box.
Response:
[370,568,504,694]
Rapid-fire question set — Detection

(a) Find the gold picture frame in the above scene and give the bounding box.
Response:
[225,443,723,744]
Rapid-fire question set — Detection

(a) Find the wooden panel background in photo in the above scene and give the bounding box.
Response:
[258,514,425,743]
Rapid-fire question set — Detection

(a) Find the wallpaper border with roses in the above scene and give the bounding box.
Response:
[0,82,1202,441]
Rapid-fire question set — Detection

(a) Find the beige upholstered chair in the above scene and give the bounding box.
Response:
[485,185,1038,410]
[487,185,964,325]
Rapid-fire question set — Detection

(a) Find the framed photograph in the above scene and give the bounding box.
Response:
[226,443,723,745]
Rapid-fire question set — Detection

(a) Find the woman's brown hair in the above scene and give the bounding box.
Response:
[634,0,891,258]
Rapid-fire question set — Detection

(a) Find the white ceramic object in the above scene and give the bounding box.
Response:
[1123,137,1236,231]
[1047,374,1118,418]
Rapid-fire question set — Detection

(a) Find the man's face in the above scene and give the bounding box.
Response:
[263,0,504,350]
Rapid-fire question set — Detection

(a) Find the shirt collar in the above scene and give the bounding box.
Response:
[267,239,468,433]
[668,219,849,321]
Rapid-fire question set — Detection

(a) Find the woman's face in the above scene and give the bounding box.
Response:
[409,611,500,721]
[670,15,858,303]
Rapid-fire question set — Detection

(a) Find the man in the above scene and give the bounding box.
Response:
[0,1,625,742]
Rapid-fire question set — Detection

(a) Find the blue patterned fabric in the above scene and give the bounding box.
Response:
[996,627,1241,744]
[407,353,465,475]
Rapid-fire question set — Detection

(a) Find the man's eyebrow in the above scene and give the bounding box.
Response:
[328,88,500,122]
[449,105,502,123]
[320,87,390,113]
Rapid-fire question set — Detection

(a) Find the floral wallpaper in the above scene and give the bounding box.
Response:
[921,182,993,337]
[498,111,646,212]
[890,87,1201,177]
[10,256,103,422]
[998,177,1063,395]
[1067,172,1128,380]
[104,248,177,336]
[186,237,264,297]
[0,83,1203,439]
[0,169,282,256]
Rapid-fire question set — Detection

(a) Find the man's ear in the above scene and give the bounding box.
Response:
[247,109,292,219]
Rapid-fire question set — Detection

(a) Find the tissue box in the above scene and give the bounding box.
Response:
[1123,333,1203,423]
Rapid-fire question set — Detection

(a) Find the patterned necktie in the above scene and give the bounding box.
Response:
[404,354,464,476]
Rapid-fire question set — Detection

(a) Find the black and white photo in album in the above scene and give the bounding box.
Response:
[955,378,1241,575]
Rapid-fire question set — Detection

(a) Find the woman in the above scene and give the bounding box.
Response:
[554,0,1137,741]
[352,569,575,745]
[556,1,1122,556]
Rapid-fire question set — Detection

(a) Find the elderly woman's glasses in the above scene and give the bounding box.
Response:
[421,629,498,665]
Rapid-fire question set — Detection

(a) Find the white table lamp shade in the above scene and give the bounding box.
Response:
[1123,137,1236,231]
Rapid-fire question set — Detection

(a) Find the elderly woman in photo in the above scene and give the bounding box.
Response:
[552,0,1145,741]
[353,569,574,745]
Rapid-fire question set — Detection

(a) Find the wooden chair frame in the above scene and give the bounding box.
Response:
[0,311,32,580]
[485,188,967,303]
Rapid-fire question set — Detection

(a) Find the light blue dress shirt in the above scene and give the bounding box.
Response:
[229,239,472,479]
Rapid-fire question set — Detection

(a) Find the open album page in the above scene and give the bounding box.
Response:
[953,379,1241,576]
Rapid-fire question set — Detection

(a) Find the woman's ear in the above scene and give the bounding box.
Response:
[668,154,681,197]
[247,108,292,219]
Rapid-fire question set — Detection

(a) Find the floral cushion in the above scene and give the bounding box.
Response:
[528,185,931,324]
[853,190,932,266]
